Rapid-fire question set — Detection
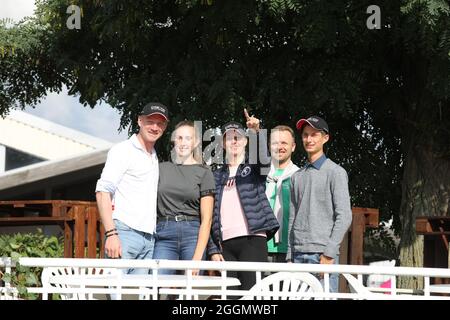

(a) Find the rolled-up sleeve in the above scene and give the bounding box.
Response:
[95,146,129,195]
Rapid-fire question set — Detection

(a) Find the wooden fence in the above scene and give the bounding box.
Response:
[0,200,104,258]
[0,200,379,262]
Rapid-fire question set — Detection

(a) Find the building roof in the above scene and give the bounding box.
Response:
[0,148,109,200]
[0,147,109,192]
[0,110,113,160]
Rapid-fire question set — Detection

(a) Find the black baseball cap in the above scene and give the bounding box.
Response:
[221,121,246,136]
[139,102,169,121]
[296,115,329,134]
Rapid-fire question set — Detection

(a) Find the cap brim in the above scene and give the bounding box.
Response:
[296,119,325,132]
[141,112,169,121]
[223,128,246,136]
[295,119,309,130]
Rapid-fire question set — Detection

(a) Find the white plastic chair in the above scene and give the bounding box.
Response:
[241,272,324,300]
[41,266,119,300]
[343,273,385,300]
[366,260,396,288]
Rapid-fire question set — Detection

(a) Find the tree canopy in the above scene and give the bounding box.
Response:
[1,0,449,286]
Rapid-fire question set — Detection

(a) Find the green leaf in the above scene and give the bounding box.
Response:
[2,273,12,283]
[26,273,39,286]
[9,242,21,250]
[10,252,21,261]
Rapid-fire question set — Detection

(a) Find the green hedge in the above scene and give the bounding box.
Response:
[0,228,64,299]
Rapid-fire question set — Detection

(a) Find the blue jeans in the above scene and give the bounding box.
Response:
[293,252,339,293]
[112,219,155,275]
[153,220,203,275]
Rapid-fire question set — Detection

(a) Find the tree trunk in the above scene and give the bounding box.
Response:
[398,134,450,289]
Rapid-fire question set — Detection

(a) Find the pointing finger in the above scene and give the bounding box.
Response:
[244,108,251,120]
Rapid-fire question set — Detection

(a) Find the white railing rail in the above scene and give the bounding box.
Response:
[1,257,450,300]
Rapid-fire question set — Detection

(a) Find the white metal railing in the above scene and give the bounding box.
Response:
[1,257,450,300]
[0,257,19,300]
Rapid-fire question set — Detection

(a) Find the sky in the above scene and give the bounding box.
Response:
[1,0,129,142]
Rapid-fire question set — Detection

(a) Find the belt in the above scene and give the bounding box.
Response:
[157,215,199,223]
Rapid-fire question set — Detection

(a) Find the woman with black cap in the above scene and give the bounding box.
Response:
[208,109,279,294]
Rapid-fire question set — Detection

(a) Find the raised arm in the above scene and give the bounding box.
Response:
[244,108,271,176]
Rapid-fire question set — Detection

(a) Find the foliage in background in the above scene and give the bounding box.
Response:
[364,221,400,263]
[0,17,62,116]
[0,0,449,280]
[0,229,64,299]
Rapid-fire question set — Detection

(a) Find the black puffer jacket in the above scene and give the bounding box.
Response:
[208,131,280,255]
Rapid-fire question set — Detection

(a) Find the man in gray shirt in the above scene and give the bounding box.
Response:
[287,115,352,293]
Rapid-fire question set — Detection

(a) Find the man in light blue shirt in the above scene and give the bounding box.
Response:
[95,102,169,274]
